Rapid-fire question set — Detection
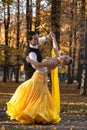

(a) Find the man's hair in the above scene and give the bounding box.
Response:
[28,31,37,40]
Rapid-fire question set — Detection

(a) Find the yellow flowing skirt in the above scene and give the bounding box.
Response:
[6,49,61,124]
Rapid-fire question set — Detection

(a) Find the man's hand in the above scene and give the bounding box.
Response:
[26,56,30,63]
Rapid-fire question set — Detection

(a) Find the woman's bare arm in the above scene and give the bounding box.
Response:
[51,32,60,57]
[26,56,54,67]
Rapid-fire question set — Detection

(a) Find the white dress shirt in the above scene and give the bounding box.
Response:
[28,37,48,73]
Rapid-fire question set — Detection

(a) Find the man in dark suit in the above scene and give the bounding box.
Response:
[24,31,51,80]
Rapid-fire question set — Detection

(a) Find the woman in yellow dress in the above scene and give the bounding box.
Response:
[6,33,73,124]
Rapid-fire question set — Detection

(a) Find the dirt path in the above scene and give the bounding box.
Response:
[0,113,87,130]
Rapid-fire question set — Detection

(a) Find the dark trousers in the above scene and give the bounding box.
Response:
[25,70,35,81]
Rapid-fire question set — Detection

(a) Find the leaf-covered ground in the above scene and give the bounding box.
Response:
[60,82,87,115]
[0,81,87,130]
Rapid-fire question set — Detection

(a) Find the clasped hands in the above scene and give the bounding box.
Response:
[48,31,56,40]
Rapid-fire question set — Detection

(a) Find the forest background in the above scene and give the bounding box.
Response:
[0,0,87,96]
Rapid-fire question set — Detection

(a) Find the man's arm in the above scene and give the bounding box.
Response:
[38,32,51,44]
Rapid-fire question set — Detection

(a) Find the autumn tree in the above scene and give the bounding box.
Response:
[15,0,20,83]
[77,0,86,95]
[51,0,61,45]
[2,0,11,82]
[35,0,40,33]
[79,0,87,95]
[26,0,32,43]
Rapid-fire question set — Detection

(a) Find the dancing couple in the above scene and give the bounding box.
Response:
[6,32,73,124]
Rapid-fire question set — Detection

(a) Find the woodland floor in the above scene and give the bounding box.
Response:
[0,81,87,130]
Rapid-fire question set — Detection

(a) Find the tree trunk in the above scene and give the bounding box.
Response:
[3,4,10,82]
[15,0,20,83]
[68,31,73,83]
[78,0,86,95]
[51,0,61,45]
[80,18,87,95]
[26,0,32,43]
[68,0,74,83]
[35,0,40,34]
[72,0,78,81]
